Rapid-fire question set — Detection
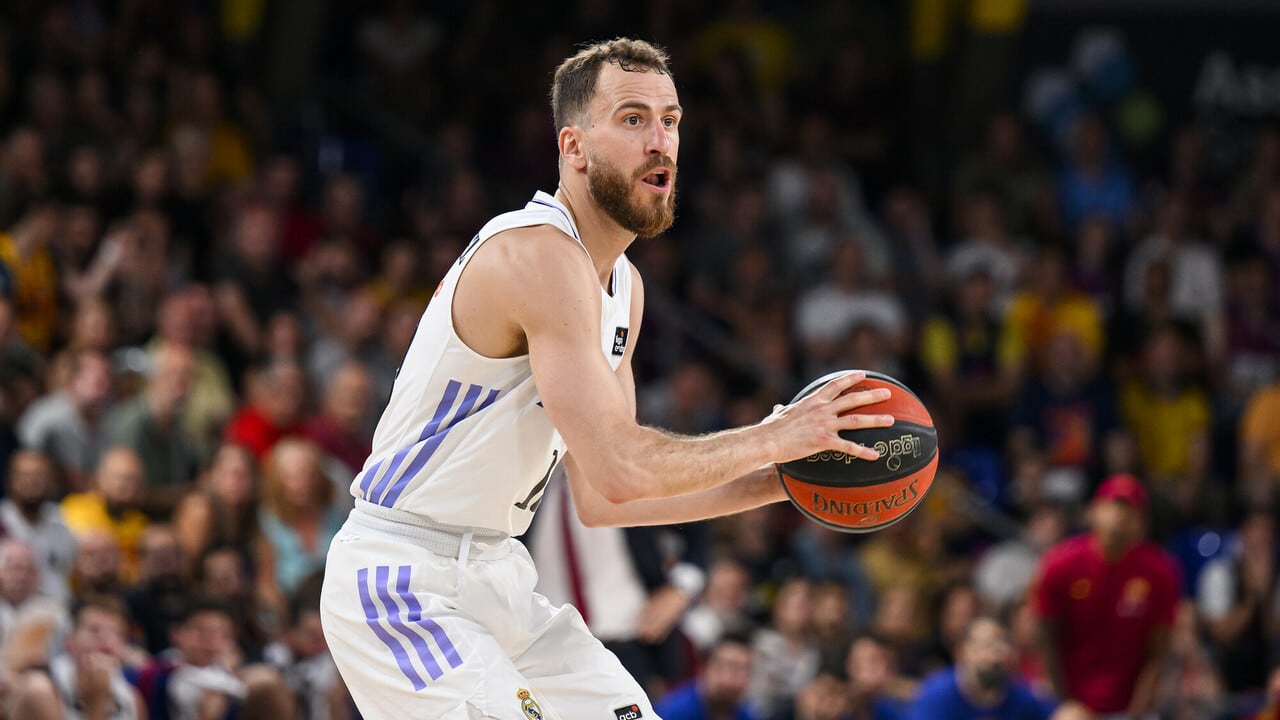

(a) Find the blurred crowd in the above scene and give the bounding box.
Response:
[0,1,1277,719]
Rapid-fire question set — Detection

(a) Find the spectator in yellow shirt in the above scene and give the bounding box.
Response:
[60,447,150,582]
[1242,379,1280,506]
[1120,325,1213,530]
[0,202,59,352]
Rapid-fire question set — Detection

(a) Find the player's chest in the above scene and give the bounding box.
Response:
[1063,567,1156,622]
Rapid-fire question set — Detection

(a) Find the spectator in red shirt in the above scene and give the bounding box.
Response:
[1033,474,1181,717]
[302,361,373,477]
[223,360,308,461]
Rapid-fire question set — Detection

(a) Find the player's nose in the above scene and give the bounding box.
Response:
[645,124,672,156]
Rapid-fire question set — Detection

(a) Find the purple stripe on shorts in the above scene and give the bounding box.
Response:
[369,380,462,504]
[375,566,444,681]
[356,568,425,691]
[395,565,463,669]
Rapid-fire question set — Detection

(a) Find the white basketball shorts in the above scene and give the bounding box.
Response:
[319,503,660,719]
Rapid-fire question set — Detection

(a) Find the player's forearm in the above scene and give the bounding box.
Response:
[596,422,779,502]
[575,465,784,527]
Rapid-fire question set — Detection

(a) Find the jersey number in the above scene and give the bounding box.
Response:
[514,450,558,513]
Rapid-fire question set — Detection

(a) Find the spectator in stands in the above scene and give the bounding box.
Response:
[1196,508,1278,694]
[1009,326,1125,478]
[844,634,909,720]
[1056,113,1134,233]
[945,190,1027,303]
[255,438,343,620]
[137,596,293,720]
[268,589,350,720]
[125,525,187,655]
[69,530,124,597]
[0,201,59,352]
[1242,376,1280,505]
[655,632,758,720]
[7,594,145,720]
[214,199,297,363]
[60,447,150,580]
[303,359,375,474]
[1157,599,1224,720]
[1003,246,1104,371]
[952,112,1051,239]
[18,348,113,492]
[0,540,45,640]
[1123,324,1215,532]
[150,286,237,457]
[104,342,200,516]
[907,616,1058,720]
[1123,192,1225,357]
[1034,474,1181,717]
[1222,247,1280,407]
[682,557,754,653]
[172,443,260,580]
[749,577,819,718]
[197,544,268,661]
[919,264,1023,449]
[974,503,1068,612]
[0,449,76,602]
[794,239,908,378]
[223,359,308,461]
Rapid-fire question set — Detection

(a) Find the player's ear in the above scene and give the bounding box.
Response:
[559,126,587,171]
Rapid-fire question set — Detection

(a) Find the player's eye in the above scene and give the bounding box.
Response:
[663,117,676,128]
[624,115,640,126]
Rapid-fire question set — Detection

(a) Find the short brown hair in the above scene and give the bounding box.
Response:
[551,38,672,130]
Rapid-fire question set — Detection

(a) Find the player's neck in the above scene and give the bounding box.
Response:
[554,184,634,288]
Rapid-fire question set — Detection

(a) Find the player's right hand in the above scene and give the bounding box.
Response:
[762,371,895,464]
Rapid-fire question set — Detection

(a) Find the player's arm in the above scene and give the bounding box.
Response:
[564,263,785,526]
[499,227,891,504]
[1127,628,1169,716]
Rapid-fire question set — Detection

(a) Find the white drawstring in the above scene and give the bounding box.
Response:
[456,529,474,588]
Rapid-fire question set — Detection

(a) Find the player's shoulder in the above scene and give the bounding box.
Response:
[1041,534,1092,571]
[472,223,595,285]
[1133,540,1182,580]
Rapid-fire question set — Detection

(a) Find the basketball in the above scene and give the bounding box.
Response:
[778,370,938,533]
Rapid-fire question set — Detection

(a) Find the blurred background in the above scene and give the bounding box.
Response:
[0,0,1278,719]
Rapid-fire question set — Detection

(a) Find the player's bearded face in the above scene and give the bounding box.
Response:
[586,151,676,238]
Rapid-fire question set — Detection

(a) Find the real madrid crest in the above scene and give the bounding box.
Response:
[517,688,543,720]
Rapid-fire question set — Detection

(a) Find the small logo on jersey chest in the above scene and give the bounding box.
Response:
[614,704,643,720]
[612,326,629,356]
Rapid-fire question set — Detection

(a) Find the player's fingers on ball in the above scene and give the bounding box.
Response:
[840,412,895,430]
[833,388,891,411]
[843,441,880,461]
[820,370,865,400]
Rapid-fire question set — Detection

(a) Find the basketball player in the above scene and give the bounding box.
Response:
[319,38,895,719]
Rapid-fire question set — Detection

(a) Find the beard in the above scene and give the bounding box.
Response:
[587,152,676,238]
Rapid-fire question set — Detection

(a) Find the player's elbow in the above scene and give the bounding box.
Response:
[591,461,661,505]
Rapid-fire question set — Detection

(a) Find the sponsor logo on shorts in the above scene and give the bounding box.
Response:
[612,326,629,356]
[614,704,644,720]
[811,479,920,519]
[518,689,543,719]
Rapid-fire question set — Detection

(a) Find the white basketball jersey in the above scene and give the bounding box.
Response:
[350,191,632,535]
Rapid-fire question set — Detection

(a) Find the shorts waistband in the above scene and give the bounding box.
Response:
[349,500,511,559]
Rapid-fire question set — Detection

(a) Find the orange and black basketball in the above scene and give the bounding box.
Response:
[778,370,938,533]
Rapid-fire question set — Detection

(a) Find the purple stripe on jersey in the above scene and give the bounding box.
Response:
[379,383,493,507]
[357,568,426,691]
[356,457,387,499]
[369,380,461,505]
[531,199,580,240]
[395,565,463,669]
[374,566,444,681]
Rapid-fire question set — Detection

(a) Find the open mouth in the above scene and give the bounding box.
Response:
[641,168,672,189]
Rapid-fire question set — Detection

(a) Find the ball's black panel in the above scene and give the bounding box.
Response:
[780,422,938,487]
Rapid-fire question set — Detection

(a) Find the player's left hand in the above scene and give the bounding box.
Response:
[636,585,691,643]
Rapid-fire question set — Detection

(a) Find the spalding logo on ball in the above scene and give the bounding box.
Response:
[778,370,938,533]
